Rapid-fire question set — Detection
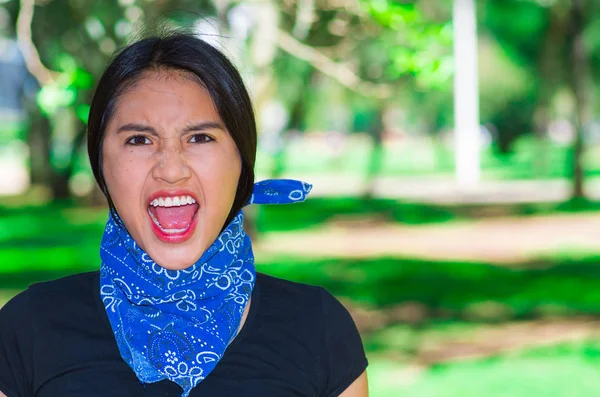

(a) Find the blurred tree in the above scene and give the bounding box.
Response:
[532,1,568,176]
[5,0,456,198]
[453,0,480,187]
[481,0,546,153]
[483,0,599,199]
[10,0,123,198]
[295,0,453,195]
[5,0,600,201]
[8,0,219,199]
[566,0,595,198]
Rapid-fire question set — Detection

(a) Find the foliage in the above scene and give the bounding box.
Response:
[2,0,599,196]
[362,0,454,89]
[36,55,93,121]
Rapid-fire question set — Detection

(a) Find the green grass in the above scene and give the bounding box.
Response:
[258,196,600,232]
[254,197,458,232]
[258,256,600,319]
[368,341,600,397]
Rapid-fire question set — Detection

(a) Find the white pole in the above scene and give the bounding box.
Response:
[453,0,480,187]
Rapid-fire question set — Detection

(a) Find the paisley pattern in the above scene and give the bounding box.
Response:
[100,179,311,396]
[248,179,313,205]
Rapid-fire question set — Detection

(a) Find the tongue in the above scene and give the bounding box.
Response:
[150,204,198,230]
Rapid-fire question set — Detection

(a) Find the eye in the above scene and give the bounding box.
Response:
[126,135,152,146]
[188,133,214,144]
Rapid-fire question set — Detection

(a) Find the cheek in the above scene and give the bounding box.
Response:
[103,155,124,188]
[102,150,140,203]
[219,154,242,194]
[194,150,241,203]
[201,163,240,196]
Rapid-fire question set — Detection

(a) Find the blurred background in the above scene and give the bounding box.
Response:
[3,0,600,395]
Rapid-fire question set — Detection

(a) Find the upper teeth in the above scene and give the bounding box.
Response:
[150,195,196,207]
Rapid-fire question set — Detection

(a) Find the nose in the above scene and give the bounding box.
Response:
[151,146,192,185]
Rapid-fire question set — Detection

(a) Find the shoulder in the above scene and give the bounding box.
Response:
[254,272,358,328]
[255,272,349,321]
[253,272,324,335]
[253,273,368,396]
[0,286,30,335]
[255,272,323,302]
[30,271,98,305]
[0,288,33,396]
[0,272,99,397]
[2,271,100,329]
[27,271,99,296]
[2,271,98,314]
[255,272,355,321]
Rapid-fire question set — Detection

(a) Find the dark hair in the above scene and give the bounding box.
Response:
[87,33,256,226]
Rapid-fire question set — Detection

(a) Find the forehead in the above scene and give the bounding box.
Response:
[110,71,220,126]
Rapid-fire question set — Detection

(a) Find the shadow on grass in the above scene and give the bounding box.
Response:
[5,254,600,321]
[256,196,600,232]
[256,255,600,320]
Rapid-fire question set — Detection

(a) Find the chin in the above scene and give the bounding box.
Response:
[145,233,211,271]
[150,252,199,270]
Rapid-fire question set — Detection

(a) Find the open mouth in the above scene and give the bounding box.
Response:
[147,193,199,242]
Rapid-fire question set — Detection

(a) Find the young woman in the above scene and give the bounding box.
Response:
[0,33,368,397]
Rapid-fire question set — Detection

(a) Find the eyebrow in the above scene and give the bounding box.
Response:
[116,122,225,135]
[116,123,158,136]
[183,122,224,133]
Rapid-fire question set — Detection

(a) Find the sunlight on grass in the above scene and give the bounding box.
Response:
[367,341,600,397]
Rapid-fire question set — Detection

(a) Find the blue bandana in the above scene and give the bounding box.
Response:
[100,179,312,396]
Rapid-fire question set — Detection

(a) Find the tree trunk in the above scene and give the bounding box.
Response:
[363,106,385,199]
[533,4,567,178]
[270,84,311,178]
[28,109,52,185]
[51,121,87,200]
[453,0,480,187]
[567,0,590,199]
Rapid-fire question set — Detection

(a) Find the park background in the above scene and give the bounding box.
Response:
[3,0,600,395]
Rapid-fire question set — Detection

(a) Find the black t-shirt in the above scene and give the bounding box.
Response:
[0,272,367,397]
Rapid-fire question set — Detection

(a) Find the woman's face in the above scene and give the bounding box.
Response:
[102,71,241,270]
